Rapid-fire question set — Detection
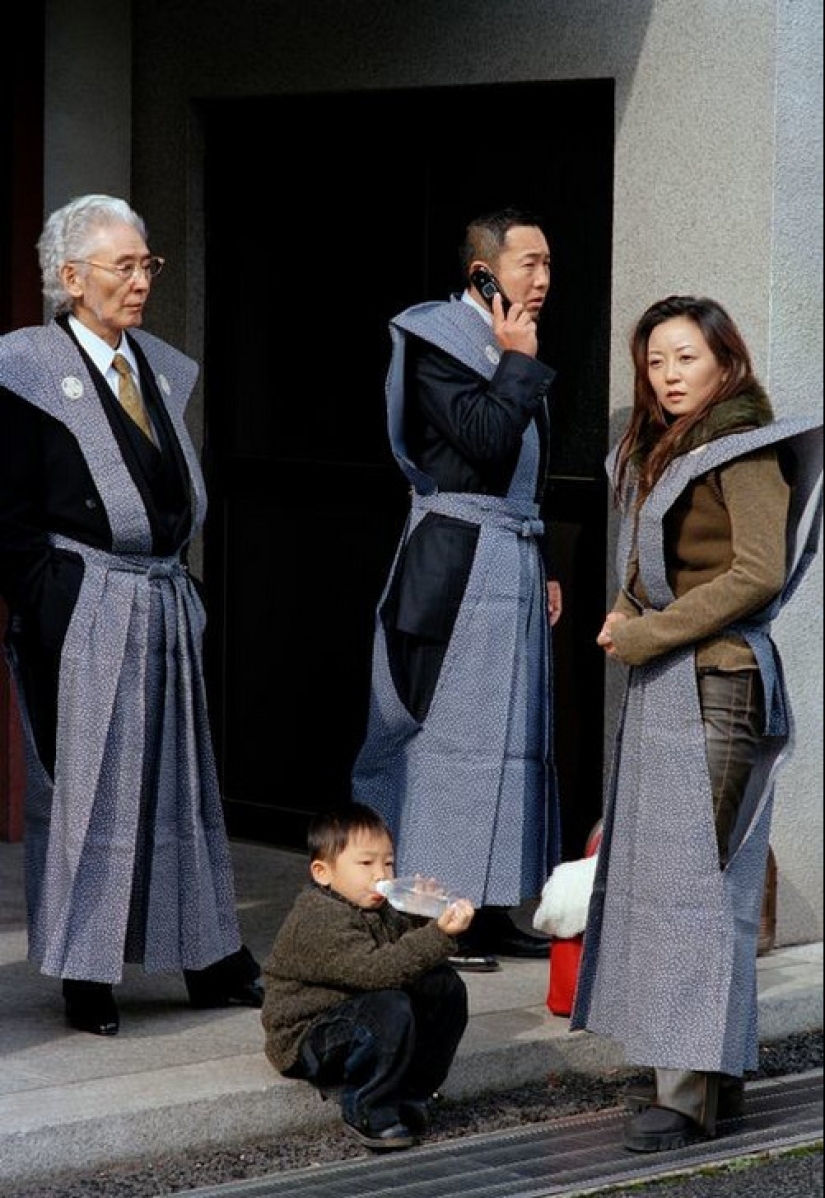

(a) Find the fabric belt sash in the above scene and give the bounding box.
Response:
[19,535,240,980]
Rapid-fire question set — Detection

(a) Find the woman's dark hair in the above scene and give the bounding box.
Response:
[614,295,758,501]
[308,802,392,864]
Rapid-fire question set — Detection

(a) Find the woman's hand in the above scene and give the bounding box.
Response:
[596,610,628,657]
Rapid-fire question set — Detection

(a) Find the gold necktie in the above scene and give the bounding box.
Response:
[112,353,154,442]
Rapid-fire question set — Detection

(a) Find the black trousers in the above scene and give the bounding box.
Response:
[9,632,61,778]
[294,963,468,1133]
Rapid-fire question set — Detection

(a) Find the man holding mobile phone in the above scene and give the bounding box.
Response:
[352,207,562,971]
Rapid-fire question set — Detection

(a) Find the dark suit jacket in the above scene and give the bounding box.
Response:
[387,337,554,644]
[0,318,194,768]
[0,318,192,650]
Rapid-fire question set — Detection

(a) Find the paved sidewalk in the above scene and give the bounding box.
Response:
[0,839,821,1187]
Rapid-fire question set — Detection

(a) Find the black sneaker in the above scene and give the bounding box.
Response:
[342,1117,416,1151]
[400,1092,443,1136]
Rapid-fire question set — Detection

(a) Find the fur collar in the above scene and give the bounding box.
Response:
[634,385,774,466]
[675,385,774,455]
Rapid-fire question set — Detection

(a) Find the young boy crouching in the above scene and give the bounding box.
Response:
[260,802,474,1150]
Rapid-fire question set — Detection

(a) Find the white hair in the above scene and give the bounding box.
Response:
[37,194,148,315]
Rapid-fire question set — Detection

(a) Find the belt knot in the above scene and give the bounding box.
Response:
[520,518,544,538]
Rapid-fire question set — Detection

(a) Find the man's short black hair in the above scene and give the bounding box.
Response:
[459,206,545,278]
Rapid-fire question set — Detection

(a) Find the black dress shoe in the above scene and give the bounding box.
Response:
[473,907,552,959]
[447,947,501,972]
[624,1104,710,1153]
[448,929,501,971]
[186,974,264,1009]
[184,944,264,1009]
[62,980,119,1036]
[488,928,551,959]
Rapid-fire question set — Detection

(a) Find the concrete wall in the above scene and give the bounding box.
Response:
[766,0,824,946]
[43,0,132,229]
[44,0,822,944]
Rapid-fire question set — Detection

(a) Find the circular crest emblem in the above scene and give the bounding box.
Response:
[485,344,500,366]
[61,376,84,400]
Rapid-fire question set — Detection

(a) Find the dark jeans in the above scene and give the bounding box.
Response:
[698,668,765,867]
[294,963,468,1133]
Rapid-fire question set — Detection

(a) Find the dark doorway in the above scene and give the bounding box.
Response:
[0,1,44,844]
[202,80,613,857]
[0,0,44,336]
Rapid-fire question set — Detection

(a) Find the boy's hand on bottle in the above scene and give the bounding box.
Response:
[437,898,475,936]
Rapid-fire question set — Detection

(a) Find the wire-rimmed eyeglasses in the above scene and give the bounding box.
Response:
[71,256,165,282]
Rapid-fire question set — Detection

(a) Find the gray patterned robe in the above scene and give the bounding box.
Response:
[571,414,823,1075]
[352,300,560,906]
[0,323,242,981]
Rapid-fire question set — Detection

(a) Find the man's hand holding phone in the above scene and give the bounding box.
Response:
[491,292,538,357]
[470,264,538,357]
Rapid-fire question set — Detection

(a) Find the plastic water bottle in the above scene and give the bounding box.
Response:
[374,876,462,918]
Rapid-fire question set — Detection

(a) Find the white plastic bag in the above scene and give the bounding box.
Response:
[532,855,598,939]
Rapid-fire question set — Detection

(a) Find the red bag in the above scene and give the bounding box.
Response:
[546,934,584,1016]
[545,821,600,1016]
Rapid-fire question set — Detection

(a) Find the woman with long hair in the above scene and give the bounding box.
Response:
[571,296,822,1152]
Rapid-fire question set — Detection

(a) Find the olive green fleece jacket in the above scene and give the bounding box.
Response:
[260,883,459,1075]
[610,387,791,669]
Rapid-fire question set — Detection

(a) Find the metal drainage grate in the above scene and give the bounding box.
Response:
[178,1069,822,1198]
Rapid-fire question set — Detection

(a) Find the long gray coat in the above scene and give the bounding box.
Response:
[0,323,242,981]
[571,415,823,1075]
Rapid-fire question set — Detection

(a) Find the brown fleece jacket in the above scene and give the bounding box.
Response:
[611,389,791,669]
[260,883,458,1075]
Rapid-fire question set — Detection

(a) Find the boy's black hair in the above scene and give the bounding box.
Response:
[308,802,393,864]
